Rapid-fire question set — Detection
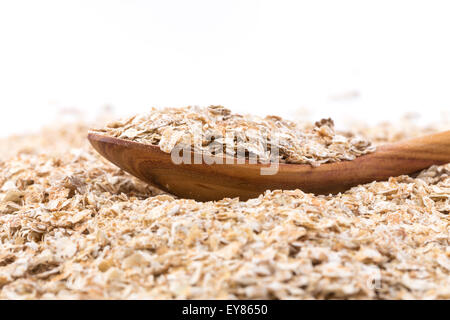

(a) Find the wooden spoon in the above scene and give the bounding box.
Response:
[88,131,450,201]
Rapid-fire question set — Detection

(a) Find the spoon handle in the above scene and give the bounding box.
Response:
[320,130,450,194]
[265,130,450,197]
[374,130,450,167]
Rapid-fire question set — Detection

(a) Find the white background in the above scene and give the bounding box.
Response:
[1,0,449,137]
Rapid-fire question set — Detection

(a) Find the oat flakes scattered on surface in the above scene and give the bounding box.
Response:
[90,106,375,166]
[0,115,449,299]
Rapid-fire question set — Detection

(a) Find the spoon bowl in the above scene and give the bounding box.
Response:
[88,131,450,201]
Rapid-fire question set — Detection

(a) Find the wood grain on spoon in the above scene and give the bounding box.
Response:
[88,131,450,201]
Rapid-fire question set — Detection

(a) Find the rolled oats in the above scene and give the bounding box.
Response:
[0,113,448,299]
[90,106,375,166]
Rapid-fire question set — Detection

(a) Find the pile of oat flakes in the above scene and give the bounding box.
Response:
[0,113,449,299]
[90,106,375,166]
